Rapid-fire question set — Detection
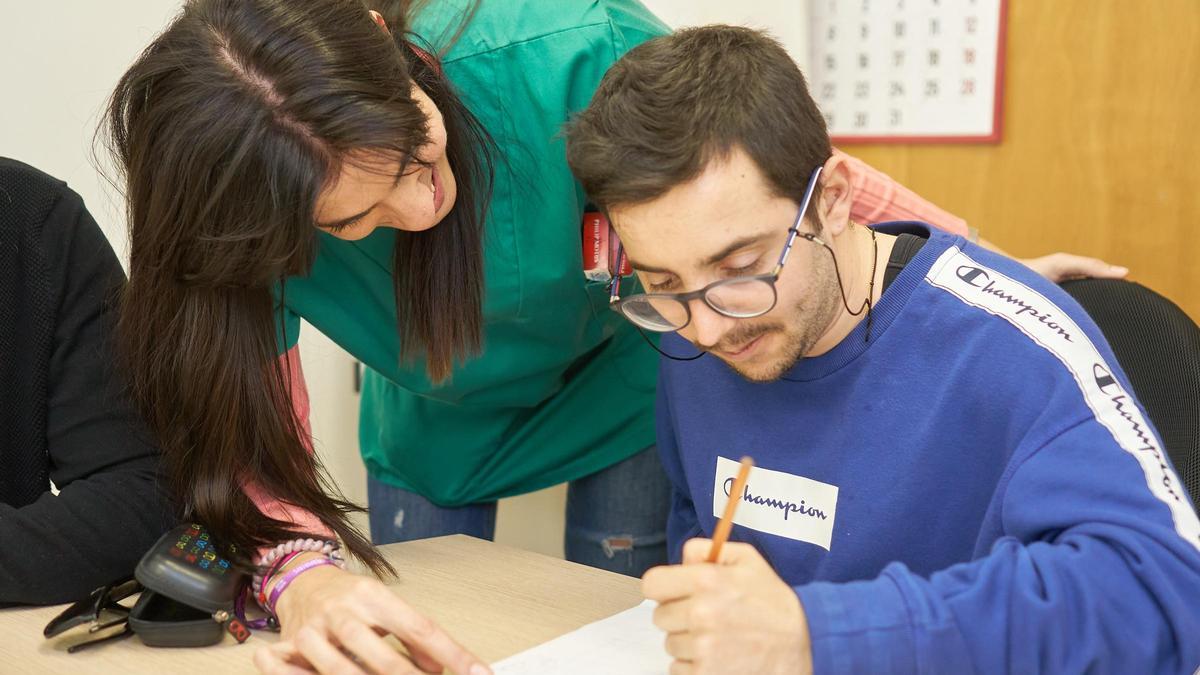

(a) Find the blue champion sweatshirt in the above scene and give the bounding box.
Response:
[656,224,1200,674]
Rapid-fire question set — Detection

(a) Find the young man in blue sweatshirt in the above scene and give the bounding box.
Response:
[566,25,1200,675]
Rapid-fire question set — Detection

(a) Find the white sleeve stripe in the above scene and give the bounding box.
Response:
[924,246,1200,551]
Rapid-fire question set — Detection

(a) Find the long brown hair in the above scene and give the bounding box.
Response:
[105,0,493,573]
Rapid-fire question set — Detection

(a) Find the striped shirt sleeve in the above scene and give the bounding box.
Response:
[245,345,336,560]
[838,148,970,237]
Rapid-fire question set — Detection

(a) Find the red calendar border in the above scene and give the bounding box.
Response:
[830,0,1008,145]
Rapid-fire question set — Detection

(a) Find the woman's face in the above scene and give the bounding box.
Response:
[313,85,456,241]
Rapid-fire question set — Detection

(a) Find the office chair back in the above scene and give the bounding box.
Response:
[1060,278,1199,511]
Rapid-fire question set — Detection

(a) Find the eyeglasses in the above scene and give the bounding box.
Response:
[608,166,825,333]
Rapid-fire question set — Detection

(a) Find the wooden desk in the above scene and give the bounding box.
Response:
[0,535,644,674]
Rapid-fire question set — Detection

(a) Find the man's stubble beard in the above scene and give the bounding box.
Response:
[719,247,842,383]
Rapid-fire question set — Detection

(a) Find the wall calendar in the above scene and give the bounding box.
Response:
[807,0,1007,143]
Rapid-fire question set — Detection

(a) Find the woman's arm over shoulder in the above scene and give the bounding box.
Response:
[835,148,970,236]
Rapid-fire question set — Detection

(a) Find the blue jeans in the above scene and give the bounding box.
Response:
[367,446,671,577]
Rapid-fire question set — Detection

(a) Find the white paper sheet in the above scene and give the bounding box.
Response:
[491,600,670,674]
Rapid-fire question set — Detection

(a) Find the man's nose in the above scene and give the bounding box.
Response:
[684,298,733,349]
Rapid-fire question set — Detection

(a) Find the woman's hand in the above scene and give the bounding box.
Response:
[254,556,491,675]
[1017,252,1128,283]
[977,237,1129,283]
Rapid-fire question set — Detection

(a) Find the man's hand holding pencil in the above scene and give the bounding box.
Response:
[641,458,814,675]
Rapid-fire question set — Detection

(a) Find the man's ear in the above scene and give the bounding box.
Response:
[815,153,854,237]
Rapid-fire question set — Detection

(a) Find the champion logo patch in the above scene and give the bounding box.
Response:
[712,456,839,550]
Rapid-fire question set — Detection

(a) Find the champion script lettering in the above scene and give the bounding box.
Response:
[724,477,827,521]
[1093,363,1189,509]
[956,266,1074,342]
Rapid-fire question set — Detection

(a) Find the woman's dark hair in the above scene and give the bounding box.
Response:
[104,0,493,573]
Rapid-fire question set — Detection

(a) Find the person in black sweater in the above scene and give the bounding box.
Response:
[0,157,174,605]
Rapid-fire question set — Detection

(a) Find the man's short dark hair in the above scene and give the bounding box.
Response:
[566,25,832,217]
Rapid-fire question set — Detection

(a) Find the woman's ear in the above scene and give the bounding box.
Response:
[369,10,391,34]
[816,152,854,237]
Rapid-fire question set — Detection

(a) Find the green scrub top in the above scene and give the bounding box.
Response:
[276,0,670,506]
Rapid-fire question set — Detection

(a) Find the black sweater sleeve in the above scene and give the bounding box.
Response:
[0,185,174,605]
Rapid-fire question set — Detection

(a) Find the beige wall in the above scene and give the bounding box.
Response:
[844,0,1200,320]
[0,1,183,259]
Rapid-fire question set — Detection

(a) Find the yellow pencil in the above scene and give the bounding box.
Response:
[707,456,754,563]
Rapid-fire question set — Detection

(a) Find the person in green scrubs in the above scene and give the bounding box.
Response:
[288,0,673,574]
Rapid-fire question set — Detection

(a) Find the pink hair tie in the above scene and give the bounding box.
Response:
[408,42,443,77]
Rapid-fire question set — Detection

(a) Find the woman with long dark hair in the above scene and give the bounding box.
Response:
[106,0,1123,671]
[110,1,677,670]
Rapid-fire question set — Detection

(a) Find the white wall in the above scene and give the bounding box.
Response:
[640,0,809,69]
[0,2,184,257]
[1,0,808,559]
